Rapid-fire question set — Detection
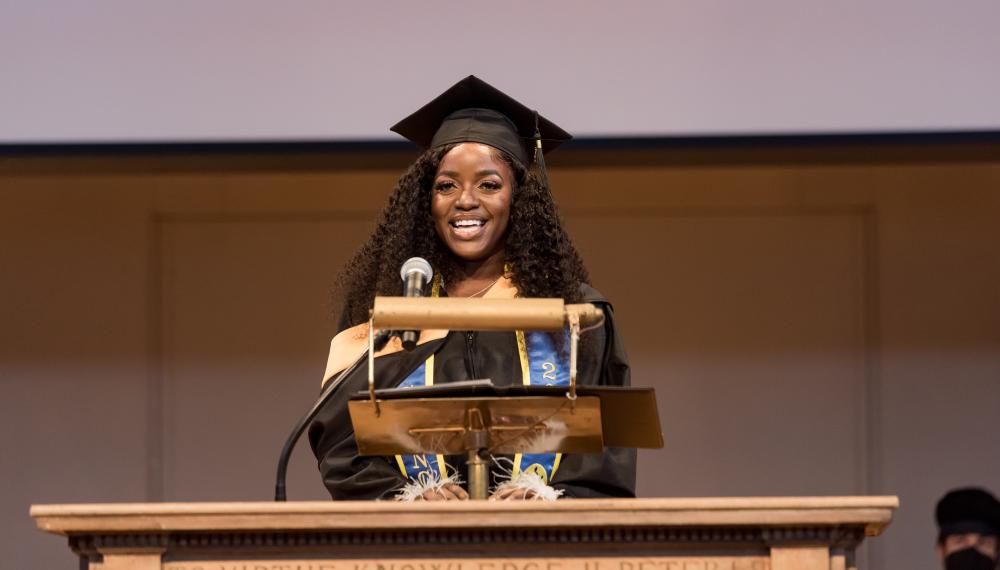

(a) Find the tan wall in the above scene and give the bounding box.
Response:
[1,145,998,569]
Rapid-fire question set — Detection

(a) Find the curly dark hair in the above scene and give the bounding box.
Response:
[336,144,590,328]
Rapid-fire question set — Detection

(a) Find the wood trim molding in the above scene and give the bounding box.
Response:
[33,497,898,535]
[33,498,896,569]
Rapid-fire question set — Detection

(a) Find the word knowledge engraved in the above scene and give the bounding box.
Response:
[163,557,771,570]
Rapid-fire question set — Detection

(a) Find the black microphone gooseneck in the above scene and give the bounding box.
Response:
[275,257,431,500]
[399,257,433,351]
[274,330,390,501]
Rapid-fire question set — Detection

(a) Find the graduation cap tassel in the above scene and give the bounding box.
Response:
[531,110,551,192]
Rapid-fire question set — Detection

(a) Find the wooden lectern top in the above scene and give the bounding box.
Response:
[31,497,899,570]
[32,496,897,537]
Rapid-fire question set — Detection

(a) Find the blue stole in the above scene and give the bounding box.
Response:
[393,331,569,486]
[393,354,450,484]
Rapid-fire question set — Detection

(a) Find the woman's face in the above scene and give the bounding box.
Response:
[431,143,513,263]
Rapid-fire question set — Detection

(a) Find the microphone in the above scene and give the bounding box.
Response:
[274,330,390,501]
[399,257,432,351]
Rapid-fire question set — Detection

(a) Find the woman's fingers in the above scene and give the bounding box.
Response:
[488,488,512,501]
[489,487,538,501]
[444,483,469,500]
[418,484,469,501]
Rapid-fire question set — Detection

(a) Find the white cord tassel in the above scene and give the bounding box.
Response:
[493,471,564,501]
[393,469,463,502]
[490,456,563,501]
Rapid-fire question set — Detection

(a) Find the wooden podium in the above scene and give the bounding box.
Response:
[32,497,897,570]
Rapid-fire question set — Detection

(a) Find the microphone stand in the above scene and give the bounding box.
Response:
[274,330,390,501]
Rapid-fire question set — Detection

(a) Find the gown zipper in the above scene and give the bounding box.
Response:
[464,331,479,379]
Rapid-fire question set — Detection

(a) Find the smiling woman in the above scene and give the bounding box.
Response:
[307,76,635,502]
[430,143,512,297]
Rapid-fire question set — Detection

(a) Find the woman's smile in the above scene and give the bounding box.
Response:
[448,216,488,240]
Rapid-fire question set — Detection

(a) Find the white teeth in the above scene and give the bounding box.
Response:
[453,219,484,227]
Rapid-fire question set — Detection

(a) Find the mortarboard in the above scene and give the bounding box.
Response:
[936,487,1000,539]
[390,75,571,189]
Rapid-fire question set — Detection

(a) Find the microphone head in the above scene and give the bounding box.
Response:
[400,257,433,282]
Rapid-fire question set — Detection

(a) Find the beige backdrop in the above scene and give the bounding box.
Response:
[1,143,998,569]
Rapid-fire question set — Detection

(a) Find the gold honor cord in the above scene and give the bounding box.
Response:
[424,352,447,478]
[511,331,529,477]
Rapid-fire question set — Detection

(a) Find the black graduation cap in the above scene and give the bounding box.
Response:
[390,75,571,189]
[936,487,1000,539]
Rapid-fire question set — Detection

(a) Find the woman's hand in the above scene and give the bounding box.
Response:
[489,487,537,501]
[417,483,469,501]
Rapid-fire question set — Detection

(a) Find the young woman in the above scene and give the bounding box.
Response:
[309,76,635,501]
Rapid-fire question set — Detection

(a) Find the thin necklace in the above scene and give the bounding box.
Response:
[464,275,502,298]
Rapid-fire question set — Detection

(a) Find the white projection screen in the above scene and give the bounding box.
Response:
[2,0,999,143]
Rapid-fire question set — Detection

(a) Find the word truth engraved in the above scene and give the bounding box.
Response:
[163,557,771,570]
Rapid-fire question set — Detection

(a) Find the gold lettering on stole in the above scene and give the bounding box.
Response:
[524,463,549,484]
[541,362,557,381]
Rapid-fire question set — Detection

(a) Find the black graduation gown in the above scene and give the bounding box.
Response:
[307,285,636,500]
